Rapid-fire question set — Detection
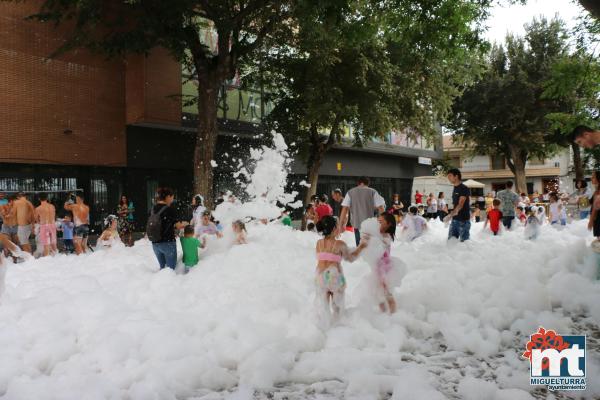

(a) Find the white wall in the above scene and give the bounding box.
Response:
[526,149,571,176]
[453,148,575,194]
[461,155,490,171]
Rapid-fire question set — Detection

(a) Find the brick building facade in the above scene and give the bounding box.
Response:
[0,1,186,231]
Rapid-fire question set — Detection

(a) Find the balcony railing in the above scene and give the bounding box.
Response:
[460,162,561,173]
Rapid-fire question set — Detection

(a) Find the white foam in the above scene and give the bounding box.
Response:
[214,131,298,224]
[1,132,599,397]
[0,219,598,398]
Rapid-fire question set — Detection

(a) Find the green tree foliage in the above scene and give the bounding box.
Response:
[450,18,569,193]
[257,0,489,204]
[19,0,289,207]
[543,52,600,179]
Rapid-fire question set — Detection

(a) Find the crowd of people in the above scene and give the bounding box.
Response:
[0,190,254,270]
[0,192,95,258]
[304,167,600,319]
[2,164,600,320]
[300,169,600,247]
[0,192,140,258]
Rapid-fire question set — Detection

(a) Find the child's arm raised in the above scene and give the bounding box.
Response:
[341,239,368,262]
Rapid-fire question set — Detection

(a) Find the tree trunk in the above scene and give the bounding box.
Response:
[572,142,584,182]
[300,147,325,231]
[300,121,341,230]
[304,151,325,206]
[512,159,527,195]
[193,76,220,210]
[507,145,528,194]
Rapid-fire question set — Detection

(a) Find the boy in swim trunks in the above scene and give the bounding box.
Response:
[14,193,34,254]
[64,193,90,255]
[35,193,57,257]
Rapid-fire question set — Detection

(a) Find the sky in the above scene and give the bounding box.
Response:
[484,0,587,44]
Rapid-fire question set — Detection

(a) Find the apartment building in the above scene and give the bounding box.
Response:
[443,136,574,196]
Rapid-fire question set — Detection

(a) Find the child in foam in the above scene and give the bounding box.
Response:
[401,206,427,241]
[315,215,366,322]
[516,206,527,224]
[524,206,541,240]
[98,215,121,248]
[548,193,567,226]
[360,215,407,314]
[194,211,222,239]
[483,199,503,236]
[536,206,546,225]
[180,225,203,270]
[232,220,247,244]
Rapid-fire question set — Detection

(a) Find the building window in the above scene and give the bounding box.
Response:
[526,183,534,194]
[147,180,159,211]
[90,179,109,217]
[471,188,484,197]
[490,155,506,170]
[529,157,545,166]
[492,182,506,192]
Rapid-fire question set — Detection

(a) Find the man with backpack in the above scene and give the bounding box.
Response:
[147,187,186,270]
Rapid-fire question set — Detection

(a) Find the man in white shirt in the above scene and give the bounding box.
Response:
[339,176,386,245]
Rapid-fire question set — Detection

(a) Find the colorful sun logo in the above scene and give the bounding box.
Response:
[523,327,570,371]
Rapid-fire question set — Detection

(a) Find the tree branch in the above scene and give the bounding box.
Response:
[197,0,218,21]
[234,11,279,58]
[232,0,269,26]
[325,115,342,150]
[184,24,210,71]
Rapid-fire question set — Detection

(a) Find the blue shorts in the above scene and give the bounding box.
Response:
[152,241,177,270]
[1,224,17,236]
[448,219,471,242]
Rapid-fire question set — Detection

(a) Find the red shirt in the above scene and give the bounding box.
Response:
[415,193,423,204]
[315,203,333,220]
[487,209,503,233]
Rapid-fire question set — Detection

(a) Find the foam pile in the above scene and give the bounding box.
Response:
[214,132,300,224]
[0,219,599,399]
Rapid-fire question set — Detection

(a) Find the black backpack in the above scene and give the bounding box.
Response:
[146,205,168,242]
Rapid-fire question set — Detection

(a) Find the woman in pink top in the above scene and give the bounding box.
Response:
[315,216,366,321]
